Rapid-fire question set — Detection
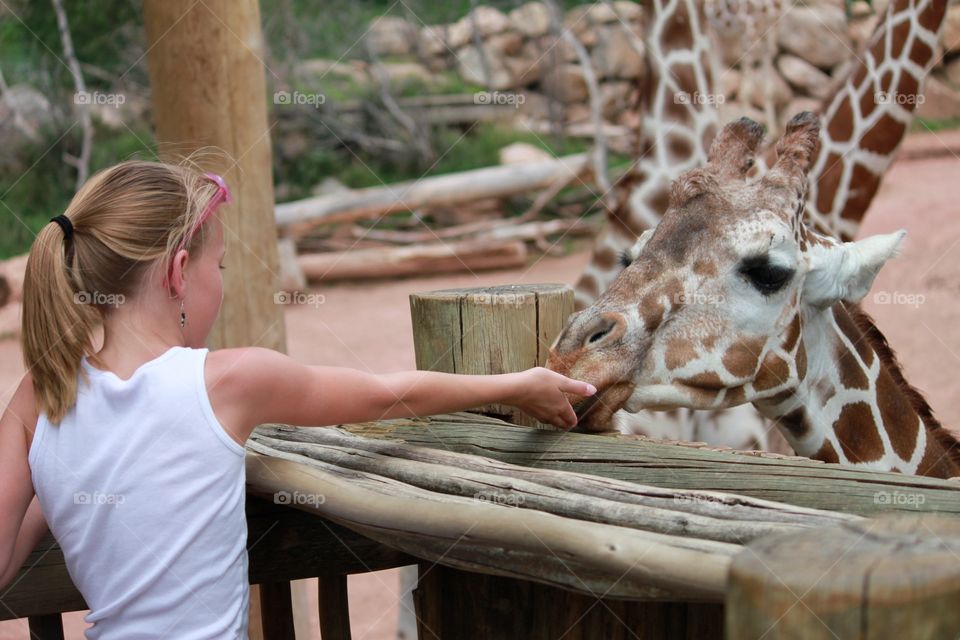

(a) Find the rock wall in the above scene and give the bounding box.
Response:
[364,0,960,130]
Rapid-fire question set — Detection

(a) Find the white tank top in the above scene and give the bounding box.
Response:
[29,346,249,639]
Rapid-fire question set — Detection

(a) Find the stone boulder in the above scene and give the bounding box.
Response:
[448,7,510,48]
[508,2,552,38]
[0,84,54,153]
[499,141,553,165]
[744,67,793,109]
[366,16,418,57]
[777,54,832,99]
[419,25,452,59]
[777,5,851,69]
[456,32,541,90]
[591,25,645,80]
[541,64,589,102]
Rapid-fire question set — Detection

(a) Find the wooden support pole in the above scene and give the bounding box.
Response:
[258,582,295,640]
[317,575,352,640]
[726,516,960,639]
[143,0,286,354]
[409,283,574,428]
[142,2,287,636]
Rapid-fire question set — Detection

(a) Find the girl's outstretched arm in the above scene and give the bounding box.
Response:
[0,374,46,591]
[206,347,595,445]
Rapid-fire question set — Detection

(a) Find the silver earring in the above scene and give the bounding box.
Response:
[179,300,186,328]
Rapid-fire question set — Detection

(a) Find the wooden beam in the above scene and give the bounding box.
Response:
[274,154,590,232]
[336,416,960,518]
[299,239,528,283]
[143,0,285,353]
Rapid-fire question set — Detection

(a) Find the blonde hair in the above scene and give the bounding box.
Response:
[22,160,225,424]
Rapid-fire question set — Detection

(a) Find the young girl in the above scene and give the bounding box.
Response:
[0,160,594,638]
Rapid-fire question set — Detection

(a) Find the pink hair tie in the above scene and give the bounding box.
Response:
[165,172,233,287]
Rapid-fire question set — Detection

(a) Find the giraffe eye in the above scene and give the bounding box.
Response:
[740,257,794,294]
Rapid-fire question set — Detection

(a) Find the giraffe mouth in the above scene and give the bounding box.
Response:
[571,382,636,432]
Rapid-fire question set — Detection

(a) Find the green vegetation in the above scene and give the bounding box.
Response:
[0,1,603,259]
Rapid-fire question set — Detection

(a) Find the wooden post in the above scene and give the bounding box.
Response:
[409,283,574,428]
[726,515,960,639]
[143,0,285,353]
[406,284,724,638]
[142,1,287,636]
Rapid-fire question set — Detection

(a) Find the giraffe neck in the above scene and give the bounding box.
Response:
[802,0,948,240]
[574,0,718,309]
[754,302,960,478]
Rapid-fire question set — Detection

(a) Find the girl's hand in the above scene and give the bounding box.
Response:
[508,367,596,430]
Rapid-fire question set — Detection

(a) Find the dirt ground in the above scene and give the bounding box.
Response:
[0,140,958,638]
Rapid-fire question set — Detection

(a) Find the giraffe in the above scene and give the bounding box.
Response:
[548,113,960,479]
[573,0,951,450]
[705,0,785,134]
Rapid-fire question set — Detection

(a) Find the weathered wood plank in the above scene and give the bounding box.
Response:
[336,415,960,517]
[726,516,960,639]
[245,445,732,602]
[251,425,859,545]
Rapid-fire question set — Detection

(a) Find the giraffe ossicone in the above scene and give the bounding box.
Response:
[548,112,960,479]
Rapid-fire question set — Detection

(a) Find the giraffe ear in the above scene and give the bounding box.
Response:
[803,230,907,308]
[707,117,766,181]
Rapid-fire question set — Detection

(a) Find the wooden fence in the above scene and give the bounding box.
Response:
[4,284,960,639]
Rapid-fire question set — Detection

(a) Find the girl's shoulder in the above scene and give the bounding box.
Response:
[203,347,291,445]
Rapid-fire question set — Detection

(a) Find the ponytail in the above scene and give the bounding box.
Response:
[22,217,100,424]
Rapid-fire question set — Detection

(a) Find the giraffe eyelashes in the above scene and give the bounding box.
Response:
[739,256,794,294]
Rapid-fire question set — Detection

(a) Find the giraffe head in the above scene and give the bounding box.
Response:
[548,112,906,431]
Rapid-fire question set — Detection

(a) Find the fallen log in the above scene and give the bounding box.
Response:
[351,216,601,245]
[274,154,591,233]
[297,239,527,282]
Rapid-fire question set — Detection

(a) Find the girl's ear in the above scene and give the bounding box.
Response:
[166,249,191,298]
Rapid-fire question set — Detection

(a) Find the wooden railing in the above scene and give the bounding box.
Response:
[0,496,414,639]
